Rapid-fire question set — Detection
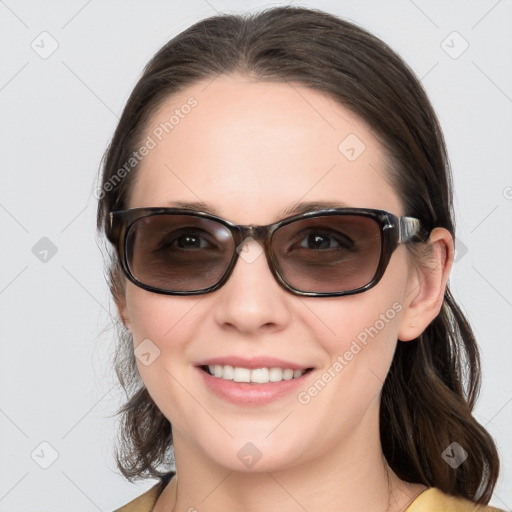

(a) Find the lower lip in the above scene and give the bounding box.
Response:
[196,367,311,406]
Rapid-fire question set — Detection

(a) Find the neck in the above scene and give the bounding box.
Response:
[153,413,425,512]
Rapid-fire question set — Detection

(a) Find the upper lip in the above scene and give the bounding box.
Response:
[195,356,311,370]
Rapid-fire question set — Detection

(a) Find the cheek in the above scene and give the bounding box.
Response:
[309,296,403,400]
[291,296,404,448]
[292,256,409,437]
[305,284,405,362]
[123,285,205,420]
[125,285,197,342]
[124,286,189,385]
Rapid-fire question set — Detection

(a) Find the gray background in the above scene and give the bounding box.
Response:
[0,0,511,510]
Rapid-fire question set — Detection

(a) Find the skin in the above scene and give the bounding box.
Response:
[116,74,454,512]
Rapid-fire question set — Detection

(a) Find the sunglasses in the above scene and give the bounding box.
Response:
[107,207,423,297]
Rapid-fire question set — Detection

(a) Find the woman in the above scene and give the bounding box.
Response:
[97,6,502,512]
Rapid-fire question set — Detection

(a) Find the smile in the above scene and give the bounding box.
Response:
[203,365,307,383]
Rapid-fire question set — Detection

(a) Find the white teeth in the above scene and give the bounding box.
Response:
[250,368,269,383]
[206,365,306,383]
[222,365,234,380]
[233,367,251,382]
[282,369,294,380]
[269,367,283,382]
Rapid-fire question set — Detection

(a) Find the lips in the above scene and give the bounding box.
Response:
[195,356,314,405]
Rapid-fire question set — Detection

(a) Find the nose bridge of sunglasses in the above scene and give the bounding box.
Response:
[235,225,267,265]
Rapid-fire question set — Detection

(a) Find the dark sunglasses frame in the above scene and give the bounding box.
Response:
[107,207,425,297]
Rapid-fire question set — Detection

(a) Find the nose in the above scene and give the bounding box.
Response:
[212,237,292,335]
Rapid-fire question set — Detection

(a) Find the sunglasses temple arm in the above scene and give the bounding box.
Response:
[397,216,421,243]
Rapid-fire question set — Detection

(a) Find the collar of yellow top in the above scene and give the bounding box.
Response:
[114,485,504,512]
[113,483,161,512]
[405,488,504,512]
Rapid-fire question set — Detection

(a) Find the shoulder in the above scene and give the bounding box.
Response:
[405,488,505,512]
[113,483,162,512]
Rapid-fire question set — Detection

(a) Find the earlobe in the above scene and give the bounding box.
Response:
[397,227,454,342]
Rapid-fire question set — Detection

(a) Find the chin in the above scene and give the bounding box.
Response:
[194,434,308,474]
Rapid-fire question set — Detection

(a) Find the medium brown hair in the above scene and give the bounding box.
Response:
[96,6,499,504]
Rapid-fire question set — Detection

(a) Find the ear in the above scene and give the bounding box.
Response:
[114,292,132,331]
[397,227,454,341]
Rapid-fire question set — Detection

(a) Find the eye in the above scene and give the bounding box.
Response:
[175,232,209,249]
[157,228,217,251]
[296,230,355,251]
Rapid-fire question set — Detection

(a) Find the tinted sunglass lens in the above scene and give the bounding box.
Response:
[272,215,382,293]
[126,215,234,292]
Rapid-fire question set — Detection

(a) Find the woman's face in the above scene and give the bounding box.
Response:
[119,74,420,472]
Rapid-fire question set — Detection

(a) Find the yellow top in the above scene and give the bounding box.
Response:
[113,484,504,512]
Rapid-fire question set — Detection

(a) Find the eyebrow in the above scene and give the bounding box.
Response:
[280,200,350,217]
[163,199,351,220]
[164,200,216,213]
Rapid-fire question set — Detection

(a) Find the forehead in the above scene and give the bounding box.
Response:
[128,74,402,222]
